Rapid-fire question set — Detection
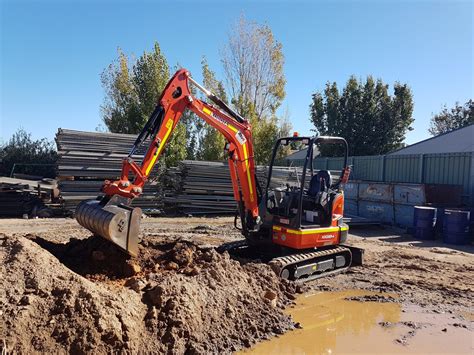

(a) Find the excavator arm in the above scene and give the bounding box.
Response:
[76,69,260,255]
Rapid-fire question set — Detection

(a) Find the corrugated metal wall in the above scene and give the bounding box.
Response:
[423,153,472,198]
[352,156,383,181]
[385,154,421,183]
[286,152,473,205]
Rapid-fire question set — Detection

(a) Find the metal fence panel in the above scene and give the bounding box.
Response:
[352,156,383,181]
[385,154,421,183]
[423,153,472,203]
[327,157,345,170]
[313,158,327,170]
[285,151,473,205]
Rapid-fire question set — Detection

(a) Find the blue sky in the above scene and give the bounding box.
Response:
[1,0,472,146]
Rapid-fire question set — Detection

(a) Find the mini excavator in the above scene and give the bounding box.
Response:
[76,68,363,282]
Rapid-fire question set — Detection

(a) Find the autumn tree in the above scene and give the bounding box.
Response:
[101,43,186,167]
[428,100,473,136]
[220,16,290,164]
[221,16,285,120]
[310,76,414,156]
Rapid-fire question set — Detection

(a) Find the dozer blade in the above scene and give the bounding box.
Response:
[75,195,141,257]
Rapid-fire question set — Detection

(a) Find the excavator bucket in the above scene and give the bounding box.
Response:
[75,196,141,257]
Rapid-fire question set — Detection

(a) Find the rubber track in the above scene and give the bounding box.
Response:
[217,240,352,282]
[268,246,352,282]
[216,239,247,253]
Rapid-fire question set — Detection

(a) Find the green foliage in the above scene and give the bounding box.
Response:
[101,43,186,167]
[251,115,279,164]
[428,100,474,136]
[197,57,227,161]
[163,123,187,167]
[101,49,142,134]
[180,110,199,160]
[310,76,414,156]
[0,129,57,178]
[172,63,201,161]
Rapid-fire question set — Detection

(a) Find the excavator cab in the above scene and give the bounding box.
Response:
[262,135,351,250]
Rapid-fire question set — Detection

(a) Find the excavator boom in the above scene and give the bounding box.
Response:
[75,69,260,255]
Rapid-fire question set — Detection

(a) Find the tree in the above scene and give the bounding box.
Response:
[220,16,290,164]
[221,15,285,120]
[101,43,186,167]
[428,100,474,136]
[197,57,228,161]
[310,76,414,156]
[0,129,57,178]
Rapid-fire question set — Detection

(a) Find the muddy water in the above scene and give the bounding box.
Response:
[245,290,472,354]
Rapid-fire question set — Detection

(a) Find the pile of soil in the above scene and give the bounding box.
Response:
[1,234,300,354]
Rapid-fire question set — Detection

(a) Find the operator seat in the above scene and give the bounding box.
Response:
[308,170,332,197]
[304,170,333,226]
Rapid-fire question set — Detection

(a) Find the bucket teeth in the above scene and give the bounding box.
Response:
[75,197,141,257]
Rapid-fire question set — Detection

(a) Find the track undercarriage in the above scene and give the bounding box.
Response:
[218,240,364,282]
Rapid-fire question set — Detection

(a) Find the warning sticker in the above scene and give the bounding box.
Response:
[235,131,247,145]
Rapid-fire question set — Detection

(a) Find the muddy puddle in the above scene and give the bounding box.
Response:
[244,290,472,354]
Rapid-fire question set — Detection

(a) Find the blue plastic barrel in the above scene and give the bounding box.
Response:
[413,206,437,240]
[443,209,471,245]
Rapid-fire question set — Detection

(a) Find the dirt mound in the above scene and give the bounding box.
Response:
[1,234,298,354]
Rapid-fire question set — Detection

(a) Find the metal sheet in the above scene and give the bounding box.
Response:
[358,183,393,203]
[343,182,359,199]
[385,155,421,183]
[352,156,383,181]
[394,204,415,227]
[423,153,472,205]
[343,199,358,215]
[358,200,394,224]
[327,157,345,171]
[393,184,426,205]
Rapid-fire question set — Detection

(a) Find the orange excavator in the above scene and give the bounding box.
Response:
[76,68,363,281]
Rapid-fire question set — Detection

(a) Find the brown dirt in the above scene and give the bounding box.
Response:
[1,217,473,353]
[0,218,300,354]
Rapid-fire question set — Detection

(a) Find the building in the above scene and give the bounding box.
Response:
[387,124,474,206]
[285,149,309,161]
[389,124,474,155]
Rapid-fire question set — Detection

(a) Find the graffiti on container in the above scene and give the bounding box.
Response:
[366,187,383,196]
[394,185,424,204]
[366,205,384,213]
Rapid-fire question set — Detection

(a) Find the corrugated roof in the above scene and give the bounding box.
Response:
[389,124,474,155]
